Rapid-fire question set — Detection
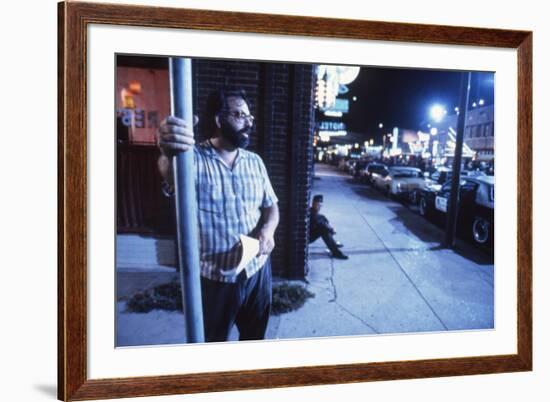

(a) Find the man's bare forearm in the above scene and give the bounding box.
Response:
[157,154,174,185]
[257,203,279,255]
[261,203,280,235]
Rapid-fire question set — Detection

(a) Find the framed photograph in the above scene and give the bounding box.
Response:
[58,1,532,400]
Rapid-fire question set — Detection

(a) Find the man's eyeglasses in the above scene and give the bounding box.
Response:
[222,110,255,123]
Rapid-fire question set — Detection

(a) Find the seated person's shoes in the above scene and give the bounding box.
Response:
[331,251,349,260]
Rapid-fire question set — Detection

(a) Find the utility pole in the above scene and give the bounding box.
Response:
[444,72,471,248]
[169,57,204,343]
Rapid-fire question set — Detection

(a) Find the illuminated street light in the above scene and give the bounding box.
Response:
[335,66,361,85]
[378,123,383,129]
[316,65,357,110]
[430,127,438,136]
[430,104,446,122]
[479,99,485,106]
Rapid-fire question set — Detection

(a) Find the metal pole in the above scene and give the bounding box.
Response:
[444,71,471,248]
[169,57,204,343]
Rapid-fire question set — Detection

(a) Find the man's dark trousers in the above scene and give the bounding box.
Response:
[310,228,341,255]
[200,259,272,342]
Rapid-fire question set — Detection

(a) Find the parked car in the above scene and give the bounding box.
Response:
[411,167,488,204]
[408,166,451,203]
[352,159,369,180]
[427,166,452,189]
[345,159,358,174]
[418,176,494,247]
[337,158,349,171]
[371,166,426,200]
[462,170,487,178]
[359,163,388,184]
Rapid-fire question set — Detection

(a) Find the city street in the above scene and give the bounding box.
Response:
[117,162,494,346]
[113,57,496,347]
[269,163,494,339]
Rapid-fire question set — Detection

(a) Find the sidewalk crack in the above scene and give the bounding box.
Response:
[328,258,337,302]
[335,302,380,334]
[328,257,379,334]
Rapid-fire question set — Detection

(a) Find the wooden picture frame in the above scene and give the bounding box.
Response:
[58,1,532,400]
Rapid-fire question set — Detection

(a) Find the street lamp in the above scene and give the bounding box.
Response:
[377,123,384,151]
[429,104,446,123]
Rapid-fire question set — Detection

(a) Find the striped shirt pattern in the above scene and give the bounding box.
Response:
[193,140,278,283]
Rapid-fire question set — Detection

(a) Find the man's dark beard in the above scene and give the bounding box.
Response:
[220,120,252,149]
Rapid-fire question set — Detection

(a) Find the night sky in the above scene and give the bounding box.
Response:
[341,67,495,144]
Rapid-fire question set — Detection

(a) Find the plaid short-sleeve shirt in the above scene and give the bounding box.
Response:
[193,140,278,283]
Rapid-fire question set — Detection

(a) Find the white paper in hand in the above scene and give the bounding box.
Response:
[219,234,266,277]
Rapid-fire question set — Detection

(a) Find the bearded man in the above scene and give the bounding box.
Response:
[157,89,279,343]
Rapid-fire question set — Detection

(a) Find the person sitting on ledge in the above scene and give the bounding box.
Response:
[308,194,348,260]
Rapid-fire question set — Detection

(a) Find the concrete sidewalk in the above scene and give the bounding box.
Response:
[268,164,493,340]
[116,163,494,346]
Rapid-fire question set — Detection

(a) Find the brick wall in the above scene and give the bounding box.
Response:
[192,59,315,279]
[287,64,316,278]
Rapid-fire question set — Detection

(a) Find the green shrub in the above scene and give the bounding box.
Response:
[271,282,315,316]
[125,281,314,315]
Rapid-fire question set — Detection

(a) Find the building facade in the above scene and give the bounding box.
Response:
[116,56,316,279]
[434,105,495,162]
